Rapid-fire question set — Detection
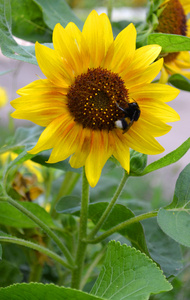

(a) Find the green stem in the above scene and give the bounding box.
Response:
[85,211,158,244]
[107,0,113,21]
[0,236,74,270]
[87,170,129,240]
[2,194,75,267]
[29,263,43,283]
[71,167,89,289]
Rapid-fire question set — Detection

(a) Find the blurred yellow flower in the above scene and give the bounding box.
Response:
[156,0,190,83]
[0,151,43,182]
[0,87,8,108]
[11,10,180,187]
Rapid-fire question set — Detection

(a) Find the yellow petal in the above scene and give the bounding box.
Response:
[112,131,130,172]
[133,117,171,137]
[139,100,180,122]
[125,58,163,88]
[121,44,162,79]
[126,126,165,155]
[129,83,180,102]
[85,130,114,188]
[65,22,90,73]
[0,87,8,108]
[11,95,68,126]
[17,79,67,96]
[53,23,88,76]
[47,123,81,163]
[104,23,136,74]
[69,128,91,168]
[159,67,169,83]
[28,114,74,154]
[82,10,113,68]
[35,42,73,86]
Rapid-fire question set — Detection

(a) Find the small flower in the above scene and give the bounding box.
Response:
[0,87,8,108]
[156,0,190,83]
[11,11,180,187]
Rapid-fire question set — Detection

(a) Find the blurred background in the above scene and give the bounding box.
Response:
[0,0,189,199]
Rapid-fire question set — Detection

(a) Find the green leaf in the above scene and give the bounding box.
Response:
[0,283,104,300]
[79,202,149,255]
[157,164,190,247]
[56,196,81,214]
[0,0,37,64]
[0,244,2,259]
[168,74,190,91]
[0,259,23,287]
[34,0,83,30]
[91,241,172,300]
[0,202,55,228]
[11,0,52,43]
[143,218,183,277]
[141,138,190,175]
[0,125,43,154]
[148,33,190,53]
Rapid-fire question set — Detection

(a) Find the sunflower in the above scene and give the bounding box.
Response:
[11,10,180,187]
[155,0,190,83]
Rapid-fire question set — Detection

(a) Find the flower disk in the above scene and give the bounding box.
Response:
[67,67,128,131]
[11,10,180,187]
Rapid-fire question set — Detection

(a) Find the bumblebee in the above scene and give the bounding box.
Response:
[115,101,140,133]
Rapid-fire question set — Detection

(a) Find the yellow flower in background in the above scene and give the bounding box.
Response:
[156,0,190,83]
[11,10,180,187]
[0,152,43,182]
[0,87,8,108]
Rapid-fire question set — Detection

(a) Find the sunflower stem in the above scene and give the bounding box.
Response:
[71,167,89,289]
[87,170,129,240]
[0,235,75,270]
[107,0,113,21]
[85,211,158,244]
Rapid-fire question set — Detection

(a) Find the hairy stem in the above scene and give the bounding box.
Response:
[87,170,129,240]
[0,236,75,269]
[85,211,158,244]
[71,168,89,289]
[2,194,75,267]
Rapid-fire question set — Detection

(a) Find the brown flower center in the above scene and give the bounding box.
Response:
[156,0,187,63]
[67,67,129,131]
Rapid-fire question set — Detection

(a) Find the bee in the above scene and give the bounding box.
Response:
[115,101,140,133]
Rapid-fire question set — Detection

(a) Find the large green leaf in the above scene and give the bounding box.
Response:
[148,33,190,52]
[91,241,172,300]
[143,218,183,277]
[140,138,190,176]
[11,0,52,43]
[0,0,37,64]
[157,164,190,247]
[73,202,149,255]
[34,0,83,30]
[0,201,55,228]
[168,74,190,91]
[0,283,104,300]
[0,259,23,287]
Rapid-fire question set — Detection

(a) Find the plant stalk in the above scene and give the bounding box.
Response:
[71,167,89,289]
[87,170,129,240]
[85,211,158,244]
